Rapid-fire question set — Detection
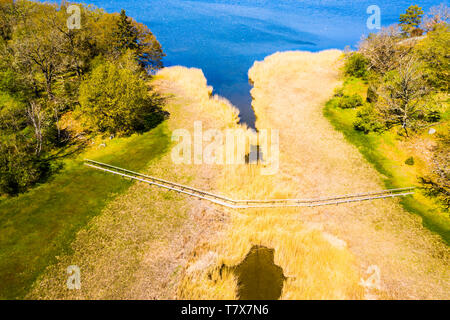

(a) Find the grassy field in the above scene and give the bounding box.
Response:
[26,67,238,299]
[233,50,447,299]
[175,51,449,299]
[176,52,366,300]
[323,76,450,244]
[3,56,448,300]
[0,124,170,299]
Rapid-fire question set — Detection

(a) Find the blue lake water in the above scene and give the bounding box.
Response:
[58,0,441,128]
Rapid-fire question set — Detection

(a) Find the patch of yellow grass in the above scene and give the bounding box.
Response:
[29,54,448,300]
[179,212,363,299]
[244,50,449,299]
[171,58,365,300]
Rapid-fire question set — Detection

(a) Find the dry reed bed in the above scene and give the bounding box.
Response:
[27,67,238,299]
[172,64,365,299]
[29,54,448,299]
[245,50,449,299]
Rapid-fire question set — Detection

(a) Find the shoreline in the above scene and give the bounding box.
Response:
[27,50,448,299]
[173,52,364,300]
[246,49,449,299]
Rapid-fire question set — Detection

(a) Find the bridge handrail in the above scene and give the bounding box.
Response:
[84,159,416,208]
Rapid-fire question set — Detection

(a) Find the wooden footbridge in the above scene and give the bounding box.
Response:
[84,159,415,209]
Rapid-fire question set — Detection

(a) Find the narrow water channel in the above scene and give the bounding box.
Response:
[225,245,286,300]
[77,1,438,130]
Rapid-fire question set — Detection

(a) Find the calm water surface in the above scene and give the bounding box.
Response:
[62,0,440,128]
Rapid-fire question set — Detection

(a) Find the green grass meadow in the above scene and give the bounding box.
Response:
[0,123,171,299]
[324,77,450,245]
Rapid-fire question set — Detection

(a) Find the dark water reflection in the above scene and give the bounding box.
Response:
[222,245,286,300]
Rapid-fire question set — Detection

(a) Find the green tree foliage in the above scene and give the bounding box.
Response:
[375,58,429,136]
[415,24,450,92]
[0,139,50,195]
[420,128,450,211]
[405,156,415,165]
[0,1,166,195]
[353,104,386,134]
[344,53,369,79]
[133,20,165,71]
[11,4,67,99]
[0,0,14,41]
[329,93,363,109]
[399,5,424,37]
[112,9,165,71]
[78,52,167,135]
[114,9,139,51]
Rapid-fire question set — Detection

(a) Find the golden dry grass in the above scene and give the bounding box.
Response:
[177,50,449,300]
[178,210,364,299]
[172,61,365,300]
[244,50,449,299]
[29,54,449,299]
[29,64,364,300]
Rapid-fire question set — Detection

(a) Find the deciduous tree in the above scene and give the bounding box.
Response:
[375,57,429,136]
[421,3,449,32]
[415,24,450,92]
[359,26,405,74]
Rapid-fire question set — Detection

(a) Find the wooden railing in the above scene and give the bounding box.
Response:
[84,159,415,209]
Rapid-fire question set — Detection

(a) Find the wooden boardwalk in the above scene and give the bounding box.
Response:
[84,159,415,209]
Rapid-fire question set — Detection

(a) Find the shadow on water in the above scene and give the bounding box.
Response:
[221,245,286,300]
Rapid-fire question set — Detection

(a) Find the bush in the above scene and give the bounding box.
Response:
[424,110,441,123]
[344,53,369,79]
[415,24,450,92]
[366,85,378,103]
[333,87,344,97]
[329,94,364,109]
[353,104,386,134]
[421,176,449,211]
[343,94,363,108]
[78,53,168,135]
[0,141,50,195]
[405,156,415,165]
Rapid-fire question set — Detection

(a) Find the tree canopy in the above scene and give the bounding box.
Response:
[0,0,166,195]
[78,52,167,135]
[415,24,450,91]
[399,5,424,37]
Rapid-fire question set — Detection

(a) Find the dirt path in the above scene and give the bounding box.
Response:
[248,50,449,299]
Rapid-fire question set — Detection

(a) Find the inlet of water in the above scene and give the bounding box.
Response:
[59,0,439,130]
[225,245,286,300]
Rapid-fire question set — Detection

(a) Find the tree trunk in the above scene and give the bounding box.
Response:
[53,105,61,143]
[27,101,44,156]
